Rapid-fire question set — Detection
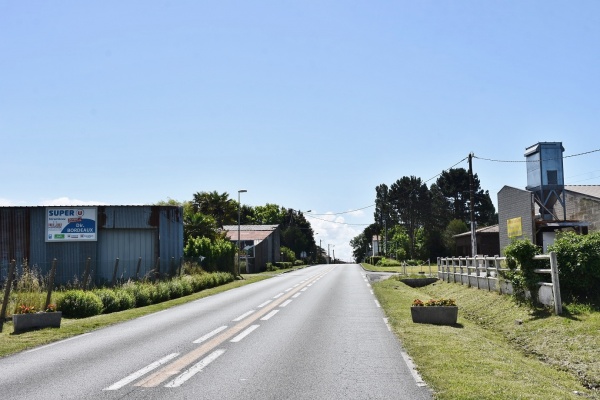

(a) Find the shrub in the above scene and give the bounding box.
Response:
[168,280,184,299]
[115,289,136,311]
[376,258,402,267]
[266,263,278,272]
[123,282,153,307]
[151,281,171,303]
[549,231,600,302]
[274,262,292,269]
[294,260,304,266]
[503,239,544,303]
[367,256,383,265]
[93,288,121,314]
[57,290,103,318]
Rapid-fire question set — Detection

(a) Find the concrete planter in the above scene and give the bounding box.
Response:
[13,312,62,333]
[411,306,458,325]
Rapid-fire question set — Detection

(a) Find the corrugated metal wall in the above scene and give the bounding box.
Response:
[0,206,183,286]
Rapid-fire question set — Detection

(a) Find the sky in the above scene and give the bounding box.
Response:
[2,1,600,262]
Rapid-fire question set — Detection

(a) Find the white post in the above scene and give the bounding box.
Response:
[549,251,562,315]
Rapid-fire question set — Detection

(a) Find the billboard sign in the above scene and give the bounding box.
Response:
[507,217,523,238]
[46,207,98,242]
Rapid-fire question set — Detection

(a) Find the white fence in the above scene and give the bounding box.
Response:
[437,252,562,315]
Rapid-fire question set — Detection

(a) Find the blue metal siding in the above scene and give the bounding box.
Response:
[0,206,183,286]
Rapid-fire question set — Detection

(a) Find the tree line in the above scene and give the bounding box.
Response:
[351,168,497,262]
[159,191,318,265]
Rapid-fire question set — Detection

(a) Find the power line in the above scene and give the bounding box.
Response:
[424,156,469,183]
[304,214,372,226]
[307,204,375,216]
[473,148,600,163]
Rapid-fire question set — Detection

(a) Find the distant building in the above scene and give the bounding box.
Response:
[222,225,281,273]
[453,225,500,257]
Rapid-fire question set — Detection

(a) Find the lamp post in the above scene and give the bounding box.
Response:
[328,244,334,264]
[237,189,247,277]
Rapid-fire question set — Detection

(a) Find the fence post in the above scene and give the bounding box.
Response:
[135,257,142,280]
[0,260,16,333]
[45,259,58,310]
[111,258,120,286]
[549,251,562,315]
[82,257,91,290]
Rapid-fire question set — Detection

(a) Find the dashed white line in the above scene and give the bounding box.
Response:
[301,287,308,292]
[292,293,301,298]
[233,310,255,321]
[273,292,284,299]
[164,350,225,388]
[280,300,293,308]
[383,318,391,331]
[374,300,381,308]
[104,353,180,390]
[261,310,279,321]
[285,288,293,292]
[230,325,260,343]
[257,300,272,308]
[193,326,228,344]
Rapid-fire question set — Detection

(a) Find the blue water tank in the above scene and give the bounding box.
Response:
[524,142,565,218]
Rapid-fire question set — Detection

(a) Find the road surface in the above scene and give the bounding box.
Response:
[0,264,431,399]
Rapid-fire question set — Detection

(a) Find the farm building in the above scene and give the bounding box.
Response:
[497,142,594,254]
[222,225,281,273]
[0,205,183,286]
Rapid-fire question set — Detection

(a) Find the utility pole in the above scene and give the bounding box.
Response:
[468,153,477,257]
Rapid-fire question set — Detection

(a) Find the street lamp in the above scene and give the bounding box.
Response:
[237,189,247,277]
[328,244,335,264]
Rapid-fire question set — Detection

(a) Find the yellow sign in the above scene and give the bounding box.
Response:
[507,217,523,238]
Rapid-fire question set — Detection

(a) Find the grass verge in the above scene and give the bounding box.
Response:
[362,262,436,275]
[373,278,599,399]
[0,274,271,358]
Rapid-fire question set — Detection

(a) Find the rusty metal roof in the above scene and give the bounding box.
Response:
[222,225,279,241]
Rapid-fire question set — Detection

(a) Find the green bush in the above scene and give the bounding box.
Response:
[115,289,136,311]
[123,282,153,307]
[57,290,103,318]
[275,262,292,269]
[503,239,544,303]
[294,260,304,266]
[151,281,171,303]
[266,263,278,271]
[549,231,600,302]
[376,258,402,267]
[168,280,184,299]
[93,288,120,314]
[367,256,383,265]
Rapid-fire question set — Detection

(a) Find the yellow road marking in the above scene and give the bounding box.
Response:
[136,267,334,387]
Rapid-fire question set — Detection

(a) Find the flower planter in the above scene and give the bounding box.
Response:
[13,312,62,334]
[411,306,458,325]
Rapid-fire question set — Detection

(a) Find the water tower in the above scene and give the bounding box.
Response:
[524,142,566,221]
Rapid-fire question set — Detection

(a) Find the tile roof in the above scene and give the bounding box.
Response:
[565,185,600,200]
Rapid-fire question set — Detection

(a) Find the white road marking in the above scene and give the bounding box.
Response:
[301,287,308,292]
[273,292,284,299]
[374,300,381,308]
[257,300,272,308]
[401,351,427,387]
[26,333,92,353]
[230,325,260,343]
[285,288,293,292]
[164,350,225,388]
[261,310,279,321]
[280,300,293,308]
[104,353,179,390]
[383,318,391,331]
[193,326,228,344]
[370,290,374,295]
[233,310,255,321]
[292,292,301,298]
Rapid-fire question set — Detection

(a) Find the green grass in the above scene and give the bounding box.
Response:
[0,274,271,358]
[374,277,599,399]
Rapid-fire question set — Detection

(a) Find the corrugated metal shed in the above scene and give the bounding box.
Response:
[0,206,183,286]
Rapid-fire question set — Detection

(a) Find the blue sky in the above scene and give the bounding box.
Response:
[2,1,600,261]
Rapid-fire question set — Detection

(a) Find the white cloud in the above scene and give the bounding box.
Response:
[307,212,364,263]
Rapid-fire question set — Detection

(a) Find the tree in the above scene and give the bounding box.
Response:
[389,176,431,259]
[443,219,469,256]
[435,168,497,227]
[350,223,380,262]
[192,191,237,228]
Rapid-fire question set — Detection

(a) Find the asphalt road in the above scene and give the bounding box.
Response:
[0,264,432,399]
